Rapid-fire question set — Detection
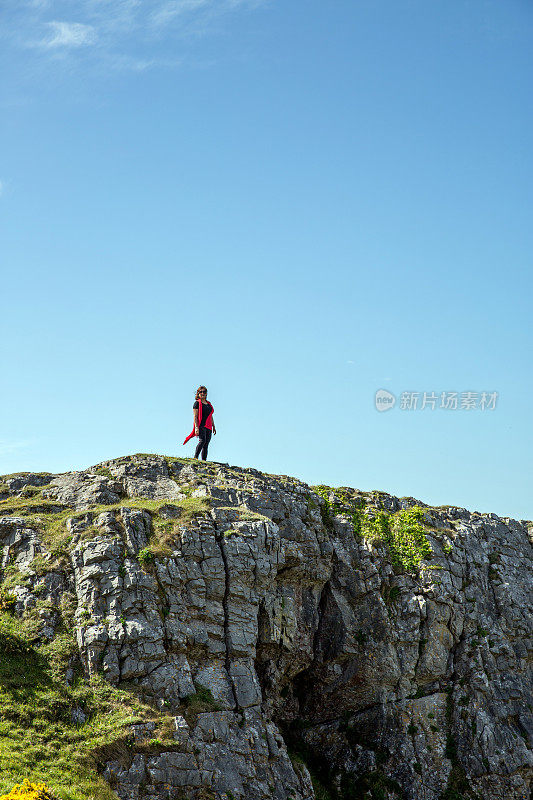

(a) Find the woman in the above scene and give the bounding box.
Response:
[183,386,216,460]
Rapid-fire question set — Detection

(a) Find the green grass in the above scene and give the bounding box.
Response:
[0,473,53,482]
[175,496,210,522]
[91,468,113,479]
[217,505,271,523]
[0,496,68,518]
[0,589,17,613]
[0,612,177,800]
[0,567,32,593]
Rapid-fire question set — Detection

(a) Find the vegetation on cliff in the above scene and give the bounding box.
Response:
[312,485,433,571]
[0,604,177,798]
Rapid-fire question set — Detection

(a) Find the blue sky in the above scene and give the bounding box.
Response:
[1,0,532,520]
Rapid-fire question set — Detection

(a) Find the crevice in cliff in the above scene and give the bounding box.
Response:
[312,577,331,661]
[285,578,331,723]
[412,616,427,682]
[213,521,241,712]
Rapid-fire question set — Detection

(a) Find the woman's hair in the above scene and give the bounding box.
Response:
[195,386,208,401]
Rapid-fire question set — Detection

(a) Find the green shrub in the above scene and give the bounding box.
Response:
[383,507,432,571]
[357,505,432,572]
[138,547,155,568]
[0,588,17,613]
[311,487,432,572]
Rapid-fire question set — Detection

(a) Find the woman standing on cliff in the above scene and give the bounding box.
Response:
[183,386,216,460]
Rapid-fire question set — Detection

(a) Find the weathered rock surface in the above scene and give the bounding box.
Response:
[1,454,531,800]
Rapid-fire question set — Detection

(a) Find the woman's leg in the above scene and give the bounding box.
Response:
[194,428,206,459]
[201,429,212,460]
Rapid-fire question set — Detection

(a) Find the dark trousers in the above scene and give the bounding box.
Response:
[194,427,212,460]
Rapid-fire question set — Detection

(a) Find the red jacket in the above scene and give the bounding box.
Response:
[183,400,214,445]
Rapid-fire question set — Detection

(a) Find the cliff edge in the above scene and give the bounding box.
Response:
[0,454,531,800]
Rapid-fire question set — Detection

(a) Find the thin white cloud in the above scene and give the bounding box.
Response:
[107,53,182,72]
[83,0,143,37]
[42,21,97,48]
[0,439,35,456]
[151,0,211,28]
[4,0,266,73]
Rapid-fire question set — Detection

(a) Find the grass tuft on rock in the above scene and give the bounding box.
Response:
[182,683,221,719]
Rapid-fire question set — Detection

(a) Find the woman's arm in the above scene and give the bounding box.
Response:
[211,413,216,435]
[193,407,199,435]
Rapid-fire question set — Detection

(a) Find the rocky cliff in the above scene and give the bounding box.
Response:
[0,455,531,800]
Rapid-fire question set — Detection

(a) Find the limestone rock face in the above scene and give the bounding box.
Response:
[1,454,531,800]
